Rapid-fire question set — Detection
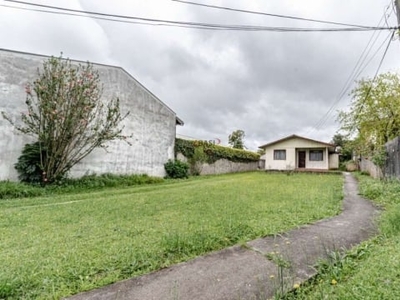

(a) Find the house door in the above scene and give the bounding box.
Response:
[298,151,306,168]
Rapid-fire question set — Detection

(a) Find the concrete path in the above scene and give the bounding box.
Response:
[66,173,379,300]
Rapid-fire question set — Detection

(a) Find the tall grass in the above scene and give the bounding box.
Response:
[0,173,164,200]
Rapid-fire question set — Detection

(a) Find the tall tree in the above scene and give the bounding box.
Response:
[228,129,245,149]
[338,72,400,154]
[2,56,130,183]
[331,133,353,162]
[257,148,266,156]
[331,133,346,148]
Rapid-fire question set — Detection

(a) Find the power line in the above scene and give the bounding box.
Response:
[353,31,395,79]
[0,4,213,30]
[354,30,396,121]
[170,0,397,133]
[2,0,398,32]
[172,0,373,29]
[339,5,393,92]
[309,3,395,134]
[315,30,394,136]
[337,30,396,139]
[311,31,394,132]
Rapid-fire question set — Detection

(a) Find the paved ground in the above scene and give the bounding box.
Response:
[66,172,379,300]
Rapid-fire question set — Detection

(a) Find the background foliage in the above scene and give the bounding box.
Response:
[228,129,246,149]
[175,138,260,164]
[338,72,400,155]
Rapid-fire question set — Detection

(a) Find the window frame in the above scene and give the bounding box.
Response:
[309,150,323,161]
[273,149,286,160]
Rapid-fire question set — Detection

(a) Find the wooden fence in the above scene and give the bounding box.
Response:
[360,136,400,179]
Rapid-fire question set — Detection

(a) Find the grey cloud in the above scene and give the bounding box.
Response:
[1,0,398,151]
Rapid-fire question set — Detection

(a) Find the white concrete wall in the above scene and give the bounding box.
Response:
[360,157,383,179]
[0,49,178,180]
[200,159,258,175]
[265,147,296,170]
[299,148,328,169]
[264,137,331,170]
[329,153,339,169]
[176,153,258,175]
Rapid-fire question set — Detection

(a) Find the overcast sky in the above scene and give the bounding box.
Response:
[1,0,399,150]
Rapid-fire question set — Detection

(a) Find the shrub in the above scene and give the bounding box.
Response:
[164,159,189,179]
[53,173,163,191]
[14,142,47,184]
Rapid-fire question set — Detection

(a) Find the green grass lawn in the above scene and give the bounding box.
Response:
[0,172,343,299]
[287,174,400,300]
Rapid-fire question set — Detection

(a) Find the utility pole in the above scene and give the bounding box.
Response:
[395,0,400,28]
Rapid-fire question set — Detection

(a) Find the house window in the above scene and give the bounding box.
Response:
[274,149,286,160]
[309,150,323,161]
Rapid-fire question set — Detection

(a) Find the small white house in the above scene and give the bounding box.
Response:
[259,134,339,171]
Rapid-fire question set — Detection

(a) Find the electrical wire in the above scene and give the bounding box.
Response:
[309,31,394,133]
[2,0,397,135]
[308,3,395,134]
[172,0,374,29]
[170,0,398,133]
[0,4,218,30]
[343,5,393,90]
[2,0,398,32]
[353,31,395,79]
[312,30,394,136]
[353,30,396,122]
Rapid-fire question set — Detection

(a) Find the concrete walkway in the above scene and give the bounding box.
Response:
[66,173,379,300]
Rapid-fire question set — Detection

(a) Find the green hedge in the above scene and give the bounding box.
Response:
[175,138,260,163]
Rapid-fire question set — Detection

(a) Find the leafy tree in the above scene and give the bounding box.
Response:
[257,148,266,156]
[338,72,400,155]
[331,133,353,162]
[331,133,346,148]
[228,129,246,149]
[2,55,130,183]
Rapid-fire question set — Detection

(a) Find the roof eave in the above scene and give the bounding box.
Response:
[259,134,335,149]
[176,116,184,126]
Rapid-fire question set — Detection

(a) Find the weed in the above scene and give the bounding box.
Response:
[266,251,292,299]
